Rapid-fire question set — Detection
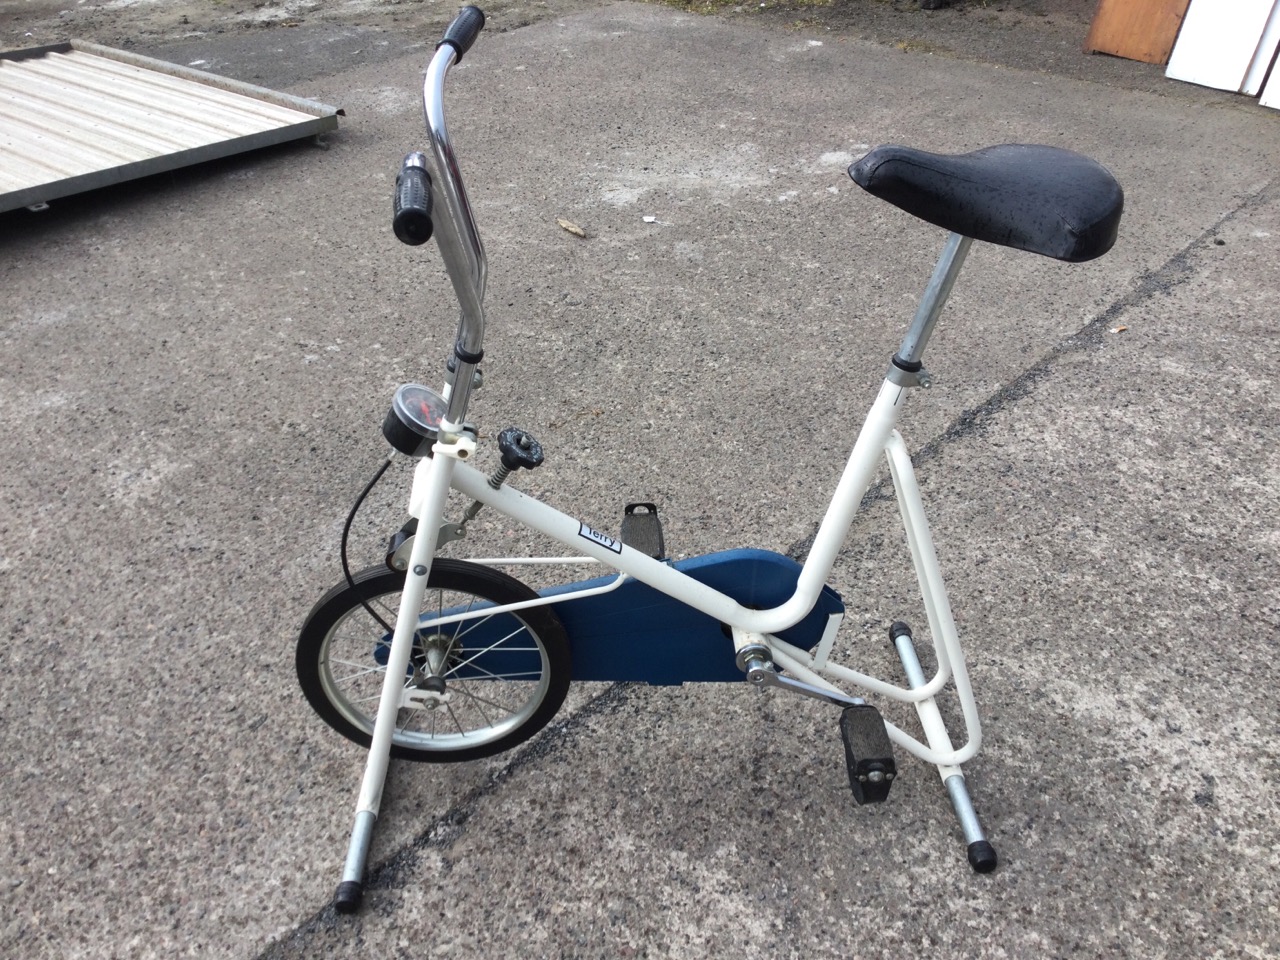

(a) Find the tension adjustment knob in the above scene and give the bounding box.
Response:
[497,428,544,472]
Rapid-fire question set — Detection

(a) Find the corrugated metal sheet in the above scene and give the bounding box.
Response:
[0,40,342,213]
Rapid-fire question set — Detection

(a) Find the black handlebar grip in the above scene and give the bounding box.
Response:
[439,5,486,62]
[393,152,433,246]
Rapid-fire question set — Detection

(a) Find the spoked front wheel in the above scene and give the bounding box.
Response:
[297,560,572,762]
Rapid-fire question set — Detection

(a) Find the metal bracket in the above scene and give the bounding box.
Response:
[438,522,467,546]
[432,430,478,461]
[402,687,453,709]
[387,521,466,572]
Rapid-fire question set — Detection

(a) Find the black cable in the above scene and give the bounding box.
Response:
[342,455,396,634]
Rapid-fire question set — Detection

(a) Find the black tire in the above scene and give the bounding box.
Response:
[297,559,571,762]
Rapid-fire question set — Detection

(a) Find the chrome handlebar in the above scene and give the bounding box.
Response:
[420,27,488,426]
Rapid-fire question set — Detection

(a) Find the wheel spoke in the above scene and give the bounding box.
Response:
[329,656,385,678]
[446,624,531,675]
[332,665,384,684]
[372,596,400,622]
[450,660,543,682]
[423,589,500,643]
[439,610,495,645]
[455,645,541,654]
[444,701,468,737]
[449,683,510,716]
[397,705,423,734]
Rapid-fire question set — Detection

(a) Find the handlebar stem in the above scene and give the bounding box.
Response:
[421,43,487,424]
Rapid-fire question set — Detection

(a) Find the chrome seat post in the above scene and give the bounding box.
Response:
[894,232,973,373]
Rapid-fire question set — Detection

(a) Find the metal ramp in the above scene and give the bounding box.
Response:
[0,40,342,214]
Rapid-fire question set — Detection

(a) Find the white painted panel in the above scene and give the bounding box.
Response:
[1242,2,1280,93]
[1166,0,1278,92]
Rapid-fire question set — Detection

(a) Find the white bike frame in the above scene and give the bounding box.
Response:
[411,382,983,768]
[338,32,990,904]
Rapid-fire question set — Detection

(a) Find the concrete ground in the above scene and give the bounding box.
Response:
[3,2,1279,958]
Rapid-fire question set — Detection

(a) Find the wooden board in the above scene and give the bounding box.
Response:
[1085,0,1191,64]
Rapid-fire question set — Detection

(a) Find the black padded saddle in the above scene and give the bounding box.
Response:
[849,144,1123,263]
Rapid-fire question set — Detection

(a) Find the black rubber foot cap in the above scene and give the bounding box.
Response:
[888,620,914,644]
[334,880,364,914]
[968,840,998,873]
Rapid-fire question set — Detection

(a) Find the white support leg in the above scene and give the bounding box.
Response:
[883,430,983,759]
[334,450,458,912]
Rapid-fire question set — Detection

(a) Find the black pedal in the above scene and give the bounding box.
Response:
[620,502,665,560]
[840,704,896,805]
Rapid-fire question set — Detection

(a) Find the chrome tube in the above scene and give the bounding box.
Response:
[422,44,487,421]
[895,625,997,871]
[896,232,972,365]
[945,775,987,847]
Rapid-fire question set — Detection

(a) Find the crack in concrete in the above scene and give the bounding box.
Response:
[255,683,634,956]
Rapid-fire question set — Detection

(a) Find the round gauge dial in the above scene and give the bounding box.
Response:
[382,383,449,457]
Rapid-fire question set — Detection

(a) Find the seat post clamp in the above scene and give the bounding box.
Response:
[888,355,933,389]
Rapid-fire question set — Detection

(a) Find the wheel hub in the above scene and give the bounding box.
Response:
[411,632,458,690]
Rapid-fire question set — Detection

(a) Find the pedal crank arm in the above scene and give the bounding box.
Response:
[739,652,865,710]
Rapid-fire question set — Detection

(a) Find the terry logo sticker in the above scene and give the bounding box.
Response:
[578,522,623,554]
